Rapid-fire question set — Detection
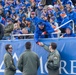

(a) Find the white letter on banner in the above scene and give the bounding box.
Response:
[40,57,45,74]
[44,62,48,73]
[71,60,76,74]
[59,60,69,74]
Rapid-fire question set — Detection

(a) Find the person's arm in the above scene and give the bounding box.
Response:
[6,55,16,71]
[34,28,40,43]
[38,42,50,52]
[57,0,64,11]
[43,44,50,52]
[45,23,54,33]
[4,24,13,33]
[17,54,23,72]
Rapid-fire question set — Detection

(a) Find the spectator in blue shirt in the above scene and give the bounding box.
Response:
[12,21,23,39]
[41,14,55,29]
[30,11,39,26]
[34,21,54,44]
[15,0,22,14]
[18,8,24,18]
[0,0,5,6]
[11,7,16,14]
[5,10,11,19]
[22,18,35,34]
[61,26,76,37]
[61,0,73,6]
[66,4,76,25]
[60,11,70,33]
[54,5,62,26]
[20,0,25,3]
[35,3,43,18]
[4,2,10,12]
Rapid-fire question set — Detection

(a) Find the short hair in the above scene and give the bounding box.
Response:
[51,42,57,50]
[5,44,11,51]
[25,42,31,49]
[17,0,20,2]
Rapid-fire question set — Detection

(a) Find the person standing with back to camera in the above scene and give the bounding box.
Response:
[38,42,60,75]
[17,42,40,75]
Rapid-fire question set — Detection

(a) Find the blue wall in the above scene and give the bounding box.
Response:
[0,38,76,75]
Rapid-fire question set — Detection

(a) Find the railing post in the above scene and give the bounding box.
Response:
[72,20,74,33]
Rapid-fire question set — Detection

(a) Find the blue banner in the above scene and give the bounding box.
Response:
[0,38,76,75]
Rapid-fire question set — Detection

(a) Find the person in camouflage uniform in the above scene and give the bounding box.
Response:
[17,42,40,75]
[4,44,16,75]
[38,42,60,75]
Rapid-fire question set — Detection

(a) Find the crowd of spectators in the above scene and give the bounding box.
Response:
[0,0,76,40]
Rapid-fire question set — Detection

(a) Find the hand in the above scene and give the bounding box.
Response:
[37,42,44,46]
[42,31,47,35]
[22,28,28,34]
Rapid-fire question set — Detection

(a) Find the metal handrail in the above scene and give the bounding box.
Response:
[11,34,34,40]
[54,20,74,33]
[12,34,34,36]
[11,20,74,39]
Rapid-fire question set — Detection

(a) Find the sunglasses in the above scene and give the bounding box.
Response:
[8,47,13,49]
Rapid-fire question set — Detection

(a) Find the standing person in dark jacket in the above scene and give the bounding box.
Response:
[38,42,60,75]
[18,42,40,75]
[0,23,4,40]
[4,44,16,75]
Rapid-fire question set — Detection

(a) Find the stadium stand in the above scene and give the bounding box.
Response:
[0,0,76,40]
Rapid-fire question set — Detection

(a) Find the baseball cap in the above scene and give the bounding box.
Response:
[31,12,35,15]
[38,22,45,26]
[7,18,12,22]
[26,18,31,22]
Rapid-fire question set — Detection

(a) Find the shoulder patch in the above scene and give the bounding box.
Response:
[54,57,58,59]
[10,60,12,64]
